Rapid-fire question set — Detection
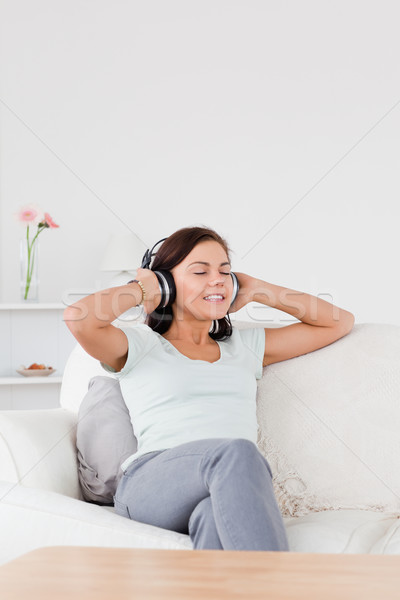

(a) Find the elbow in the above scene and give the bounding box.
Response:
[63,305,89,334]
[338,312,355,334]
[63,307,79,335]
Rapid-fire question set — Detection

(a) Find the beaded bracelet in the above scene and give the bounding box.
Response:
[127,279,146,306]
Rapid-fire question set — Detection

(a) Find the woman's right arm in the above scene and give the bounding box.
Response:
[63,269,162,372]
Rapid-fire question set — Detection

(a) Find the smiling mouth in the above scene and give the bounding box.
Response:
[203,295,225,302]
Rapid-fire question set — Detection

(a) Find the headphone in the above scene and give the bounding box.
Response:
[131,237,239,320]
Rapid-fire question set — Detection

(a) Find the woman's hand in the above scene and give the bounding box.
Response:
[133,267,163,315]
[228,272,258,314]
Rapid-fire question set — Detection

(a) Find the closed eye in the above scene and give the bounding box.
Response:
[194,272,230,275]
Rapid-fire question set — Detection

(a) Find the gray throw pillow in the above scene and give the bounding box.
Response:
[76,376,137,505]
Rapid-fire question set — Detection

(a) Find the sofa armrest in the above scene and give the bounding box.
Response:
[0,408,83,500]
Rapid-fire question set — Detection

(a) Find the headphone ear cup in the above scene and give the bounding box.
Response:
[230,272,239,306]
[153,269,176,309]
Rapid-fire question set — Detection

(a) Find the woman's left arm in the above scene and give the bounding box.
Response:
[230,273,355,365]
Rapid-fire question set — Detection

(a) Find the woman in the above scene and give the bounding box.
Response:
[65,225,354,551]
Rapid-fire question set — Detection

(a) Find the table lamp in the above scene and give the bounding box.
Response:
[100,232,144,288]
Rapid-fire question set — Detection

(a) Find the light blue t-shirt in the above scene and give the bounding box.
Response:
[100,323,266,472]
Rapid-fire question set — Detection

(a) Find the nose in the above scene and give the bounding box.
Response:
[208,274,225,286]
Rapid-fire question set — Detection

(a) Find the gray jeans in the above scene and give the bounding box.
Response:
[113,437,290,551]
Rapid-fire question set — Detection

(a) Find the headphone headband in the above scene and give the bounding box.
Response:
[141,237,168,269]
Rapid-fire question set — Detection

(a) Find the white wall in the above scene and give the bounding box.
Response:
[1,0,399,325]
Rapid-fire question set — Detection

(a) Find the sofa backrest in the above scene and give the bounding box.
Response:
[256,322,400,517]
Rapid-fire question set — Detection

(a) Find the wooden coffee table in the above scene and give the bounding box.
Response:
[1,546,399,599]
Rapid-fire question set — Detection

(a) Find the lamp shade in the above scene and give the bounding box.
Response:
[100,233,144,271]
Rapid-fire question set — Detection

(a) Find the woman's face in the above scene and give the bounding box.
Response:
[170,240,233,322]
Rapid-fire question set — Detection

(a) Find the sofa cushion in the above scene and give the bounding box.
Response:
[256,323,400,517]
[1,481,400,567]
[76,376,138,505]
[60,342,117,414]
[60,315,147,414]
[0,481,193,566]
[0,408,82,500]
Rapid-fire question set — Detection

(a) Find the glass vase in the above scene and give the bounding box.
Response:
[20,238,39,302]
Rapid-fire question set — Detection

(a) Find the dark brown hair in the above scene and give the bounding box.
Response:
[145,225,233,341]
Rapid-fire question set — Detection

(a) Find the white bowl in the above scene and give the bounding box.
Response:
[16,367,57,377]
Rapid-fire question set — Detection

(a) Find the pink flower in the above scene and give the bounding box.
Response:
[15,204,44,225]
[43,213,59,229]
[18,205,60,300]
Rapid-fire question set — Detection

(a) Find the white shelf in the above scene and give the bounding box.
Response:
[0,376,63,385]
[0,303,66,310]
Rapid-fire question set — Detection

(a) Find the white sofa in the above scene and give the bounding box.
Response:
[1,319,400,565]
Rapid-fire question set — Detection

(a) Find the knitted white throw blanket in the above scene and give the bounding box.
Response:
[250,323,400,517]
